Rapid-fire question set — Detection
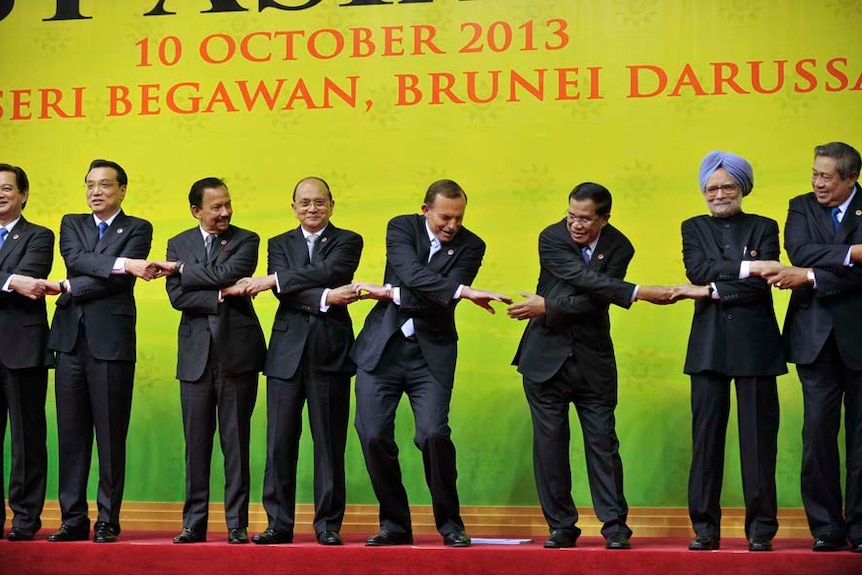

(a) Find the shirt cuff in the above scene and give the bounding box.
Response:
[631,285,639,302]
[2,275,13,292]
[391,285,401,306]
[320,288,331,313]
[844,248,853,267]
[739,261,751,279]
[274,271,281,293]
[111,257,127,274]
[454,285,464,299]
[710,282,720,299]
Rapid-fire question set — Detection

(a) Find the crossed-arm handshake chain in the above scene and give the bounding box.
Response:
[25,246,862,303]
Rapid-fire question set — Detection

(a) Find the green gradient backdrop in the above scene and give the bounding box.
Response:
[2,1,861,513]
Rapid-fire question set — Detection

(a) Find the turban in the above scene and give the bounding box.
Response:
[698,151,754,196]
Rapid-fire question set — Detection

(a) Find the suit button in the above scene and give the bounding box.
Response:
[725,313,733,320]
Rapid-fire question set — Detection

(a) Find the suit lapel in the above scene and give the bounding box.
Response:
[95,211,126,254]
[0,217,29,269]
[311,224,337,263]
[210,227,233,263]
[291,227,310,264]
[835,186,862,243]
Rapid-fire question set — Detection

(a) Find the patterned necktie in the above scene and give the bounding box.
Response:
[581,245,592,263]
[0,228,8,249]
[205,234,215,258]
[98,221,108,239]
[428,237,441,262]
[831,206,842,231]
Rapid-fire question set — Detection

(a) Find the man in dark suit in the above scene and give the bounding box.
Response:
[351,179,511,548]
[672,151,785,552]
[44,159,155,543]
[766,142,862,553]
[508,182,676,550]
[0,164,53,541]
[155,177,266,545]
[240,177,363,546]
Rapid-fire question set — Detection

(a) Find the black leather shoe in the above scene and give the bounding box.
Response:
[173,528,202,544]
[689,535,720,550]
[748,538,772,552]
[606,532,631,550]
[365,530,413,546]
[252,528,292,545]
[317,530,343,546]
[7,528,36,541]
[443,530,471,547]
[93,522,119,543]
[48,523,90,542]
[228,528,249,544]
[812,537,848,552]
[544,530,577,549]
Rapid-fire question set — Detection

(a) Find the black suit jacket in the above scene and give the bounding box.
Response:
[264,223,363,379]
[0,217,54,369]
[48,211,152,361]
[166,225,266,382]
[681,212,786,377]
[783,187,862,369]
[513,220,636,387]
[351,214,485,389]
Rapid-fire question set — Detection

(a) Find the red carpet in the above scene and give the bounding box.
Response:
[1,533,859,574]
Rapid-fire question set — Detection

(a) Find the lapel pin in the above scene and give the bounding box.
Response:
[597,253,604,260]
[220,239,227,245]
[447,249,454,256]
[117,228,123,234]
[320,237,328,244]
[856,209,861,216]
[12,234,19,240]
[750,249,757,257]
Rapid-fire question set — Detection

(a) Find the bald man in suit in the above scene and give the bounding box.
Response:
[241,177,363,546]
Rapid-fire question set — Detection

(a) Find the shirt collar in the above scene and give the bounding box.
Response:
[424,220,439,246]
[301,225,328,240]
[0,216,22,233]
[835,186,857,215]
[93,210,120,227]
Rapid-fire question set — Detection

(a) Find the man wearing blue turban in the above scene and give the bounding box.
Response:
[674,151,785,552]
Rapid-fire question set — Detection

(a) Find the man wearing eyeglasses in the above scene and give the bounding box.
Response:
[43,159,156,543]
[0,164,54,542]
[766,142,862,553]
[238,177,363,546]
[671,151,784,553]
[508,182,677,551]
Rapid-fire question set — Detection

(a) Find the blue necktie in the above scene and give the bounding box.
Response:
[581,246,591,263]
[831,207,841,231]
[0,228,8,249]
[98,221,108,239]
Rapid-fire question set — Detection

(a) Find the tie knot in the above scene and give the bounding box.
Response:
[0,228,8,240]
[308,233,318,244]
[581,245,591,262]
[98,221,109,238]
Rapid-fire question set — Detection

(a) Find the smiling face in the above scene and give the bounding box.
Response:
[422,193,466,243]
[566,197,608,246]
[292,178,333,234]
[86,166,126,219]
[703,167,742,218]
[812,155,858,208]
[0,170,28,226]
[192,185,232,234]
